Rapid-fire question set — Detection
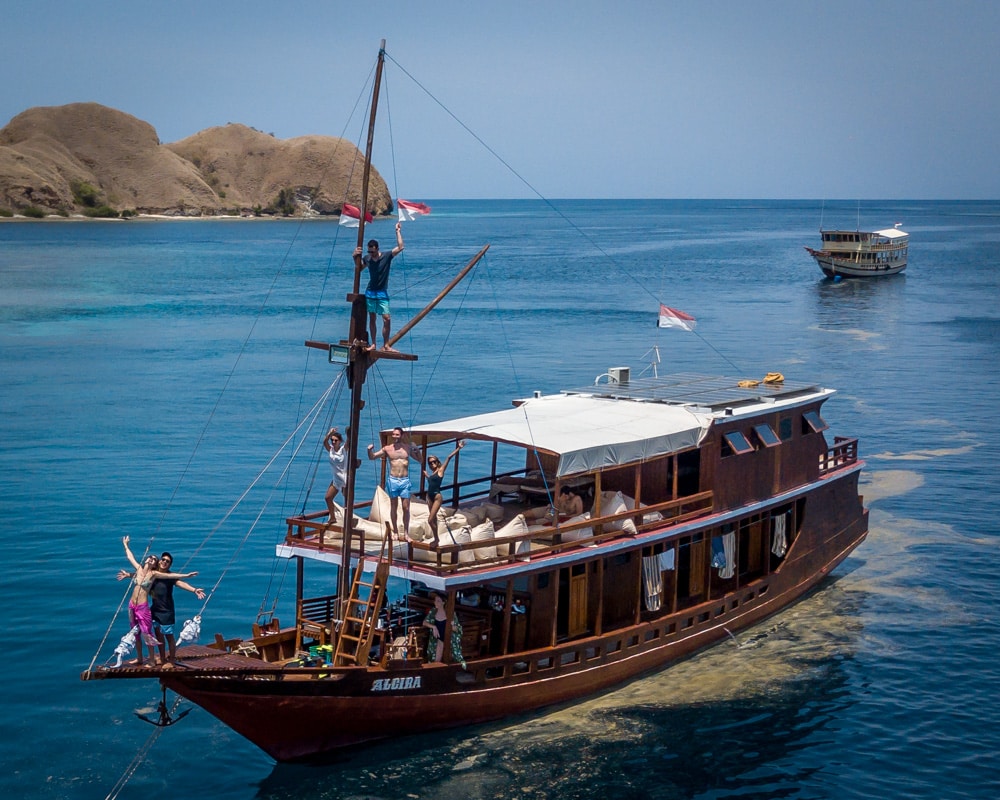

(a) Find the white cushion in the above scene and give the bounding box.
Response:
[560,512,593,542]
[596,490,650,529]
[353,516,387,540]
[408,500,430,522]
[408,518,433,542]
[408,543,439,563]
[367,485,393,524]
[494,514,530,556]
[606,491,638,535]
[494,513,528,539]
[470,519,497,561]
[440,524,474,563]
[457,505,487,526]
[439,513,469,538]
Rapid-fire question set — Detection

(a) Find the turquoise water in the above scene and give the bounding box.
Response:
[2,200,999,799]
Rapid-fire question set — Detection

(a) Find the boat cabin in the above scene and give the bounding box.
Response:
[277,372,863,668]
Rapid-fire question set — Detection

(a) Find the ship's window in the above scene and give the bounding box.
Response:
[722,431,754,456]
[537,573,550,590]
[802,410,828,434]
[753,423,781,448]
[778,417,793,441]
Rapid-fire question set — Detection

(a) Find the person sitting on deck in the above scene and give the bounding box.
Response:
[525,485,584,522]
[422,593,466,669]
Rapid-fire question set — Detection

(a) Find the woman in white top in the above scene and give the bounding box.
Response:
[324,427,348,525]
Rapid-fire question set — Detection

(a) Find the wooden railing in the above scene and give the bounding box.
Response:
[819,436,859,475]
[283,490,715,576]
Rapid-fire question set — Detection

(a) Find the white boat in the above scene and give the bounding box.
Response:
[805,225,908,277]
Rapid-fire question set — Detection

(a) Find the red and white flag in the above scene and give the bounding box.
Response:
[658,304,696,331]
[338,203,374,228]
[397,198,432,222]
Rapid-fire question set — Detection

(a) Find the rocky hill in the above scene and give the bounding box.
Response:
[0,103,391,218]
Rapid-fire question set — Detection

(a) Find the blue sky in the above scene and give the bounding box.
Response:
[4,0,998,199]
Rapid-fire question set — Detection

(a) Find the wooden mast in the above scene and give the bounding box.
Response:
[338,40,387,609]
[324,39,490,609]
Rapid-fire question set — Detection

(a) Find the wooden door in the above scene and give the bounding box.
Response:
[568,564,588,637]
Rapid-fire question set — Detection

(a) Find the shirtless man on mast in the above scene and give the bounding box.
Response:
[367,426,422,541]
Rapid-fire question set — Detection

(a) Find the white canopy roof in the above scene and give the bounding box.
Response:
[407,393,712,477]
[874,227,908,239]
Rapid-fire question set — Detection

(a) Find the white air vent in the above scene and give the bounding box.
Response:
[608,366,630,384]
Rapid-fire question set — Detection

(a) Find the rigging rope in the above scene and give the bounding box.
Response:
[103,694,185,800]
[384,48,743,375]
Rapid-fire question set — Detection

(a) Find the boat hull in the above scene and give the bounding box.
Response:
[163,504,868,762]
[806,249,907,278]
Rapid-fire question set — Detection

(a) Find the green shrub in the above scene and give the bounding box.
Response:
[266,188,296,216]
[21,206,46,218]
[71,181,101,208]
[0,208,13,217]
[83,205,120,219]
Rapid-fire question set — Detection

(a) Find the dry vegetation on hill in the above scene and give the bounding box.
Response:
[0,103,391,219]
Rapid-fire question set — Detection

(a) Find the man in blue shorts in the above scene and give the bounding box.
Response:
[354,222,404,351]
[368,426,422,541]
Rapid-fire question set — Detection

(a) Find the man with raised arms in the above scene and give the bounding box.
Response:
[354,222,404,351]
[367,426,421,541]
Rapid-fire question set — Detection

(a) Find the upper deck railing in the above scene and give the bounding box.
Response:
[819,436,859,475]
[284,490,715,575]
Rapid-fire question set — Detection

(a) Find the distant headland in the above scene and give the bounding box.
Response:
[0,103,392,219]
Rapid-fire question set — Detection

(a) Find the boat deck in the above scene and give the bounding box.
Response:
[82,643,337,681]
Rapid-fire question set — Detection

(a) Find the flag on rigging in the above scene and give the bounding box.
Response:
[657,304,696,331]
[338,203,374,228]
[397,199,432,222]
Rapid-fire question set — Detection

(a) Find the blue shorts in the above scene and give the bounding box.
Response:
[366,292,390,316]
[153,620,174,637]
[386,474,411,499]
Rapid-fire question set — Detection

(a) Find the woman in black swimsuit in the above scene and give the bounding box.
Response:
[423,440,465,538]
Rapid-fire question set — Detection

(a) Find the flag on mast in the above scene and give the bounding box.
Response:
[397,199,432,222]
[338,203,374,228]
[658,304,696,331]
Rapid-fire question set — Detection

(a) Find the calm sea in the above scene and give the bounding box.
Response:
[2,200,999,800]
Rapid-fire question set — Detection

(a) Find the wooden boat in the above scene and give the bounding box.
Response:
[81,44,870,762]
[805,224,908,277]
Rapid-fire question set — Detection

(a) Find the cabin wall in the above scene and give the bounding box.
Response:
[705,405,828,510]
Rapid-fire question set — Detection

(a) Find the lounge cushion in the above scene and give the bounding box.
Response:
[560,512,593,542]
[470,519,497,560]
[440,524,474,563]
[494,514,531,556]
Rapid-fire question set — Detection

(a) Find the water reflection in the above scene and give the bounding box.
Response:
[812,274,908,326]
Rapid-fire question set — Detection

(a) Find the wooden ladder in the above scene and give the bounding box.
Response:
[332,531,391,667]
